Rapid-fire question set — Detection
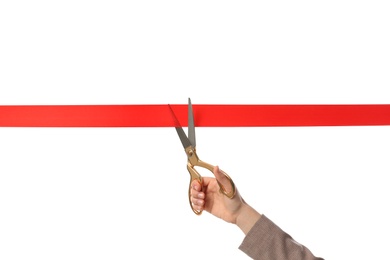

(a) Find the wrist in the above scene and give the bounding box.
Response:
[235,203,262,235]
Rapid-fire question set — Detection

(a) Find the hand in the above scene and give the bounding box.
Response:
[190,165,243,223]
[190,166,261,233]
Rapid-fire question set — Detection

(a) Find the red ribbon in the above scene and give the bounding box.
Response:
[1,104,390,127]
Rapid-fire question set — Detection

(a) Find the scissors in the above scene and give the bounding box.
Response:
[169,98,236,215]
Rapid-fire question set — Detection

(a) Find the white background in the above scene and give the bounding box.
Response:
[1,1,389,259]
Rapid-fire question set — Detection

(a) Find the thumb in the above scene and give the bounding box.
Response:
[213,165,234,195]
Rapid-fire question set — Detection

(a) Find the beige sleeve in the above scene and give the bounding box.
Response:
[239,215,324,260]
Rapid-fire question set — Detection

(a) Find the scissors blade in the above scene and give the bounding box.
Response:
[168,104,192,149]
[188,98,196,147]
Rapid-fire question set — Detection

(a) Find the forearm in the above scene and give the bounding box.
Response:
[239,215,323,260]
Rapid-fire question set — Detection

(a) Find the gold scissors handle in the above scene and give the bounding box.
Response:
[186,146,236,215]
